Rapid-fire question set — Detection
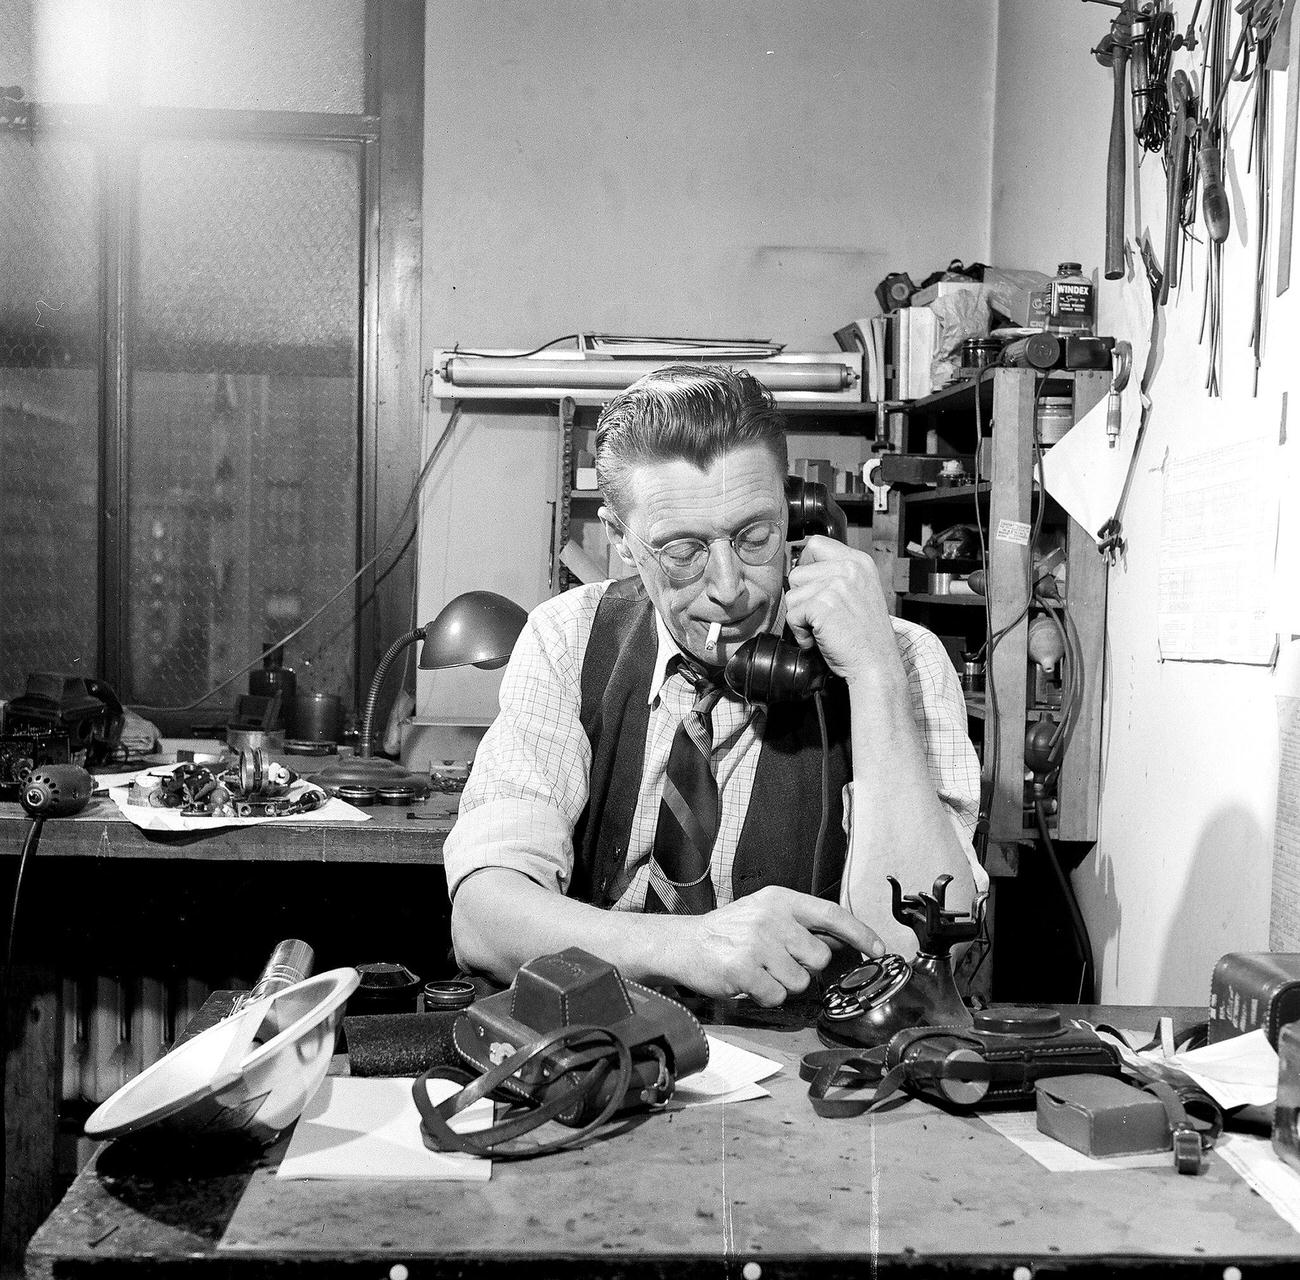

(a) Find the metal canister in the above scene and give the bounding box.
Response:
[422,979,476,1014]
[1035,397,1074,446]
[959,337,1002,373]
[961,653,985,694]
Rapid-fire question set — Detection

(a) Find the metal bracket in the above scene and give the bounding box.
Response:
[863,457,890,513]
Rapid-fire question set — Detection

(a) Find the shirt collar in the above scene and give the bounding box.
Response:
[646,599,787,705]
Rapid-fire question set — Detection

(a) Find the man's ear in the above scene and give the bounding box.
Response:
[599,506,638,567]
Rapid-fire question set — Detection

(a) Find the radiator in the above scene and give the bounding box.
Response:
[60,973,240,1105]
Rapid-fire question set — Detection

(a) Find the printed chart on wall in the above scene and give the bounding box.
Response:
[1270,640,1300,950]
[1156,434,1279,665]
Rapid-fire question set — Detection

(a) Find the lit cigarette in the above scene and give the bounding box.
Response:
[705,621,722,652]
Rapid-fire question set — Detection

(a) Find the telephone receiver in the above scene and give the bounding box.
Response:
[723,477,846,704]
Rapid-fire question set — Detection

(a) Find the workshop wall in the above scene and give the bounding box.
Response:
[992,0,1300,1004]
[415,0,998,722]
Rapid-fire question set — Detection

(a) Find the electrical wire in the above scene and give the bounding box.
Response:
[449,334,581,359]
[1034,798,1097,1003]
[1135,7,1176,152]
[131,404,465,715]
[972,376,1052,841]
[811,691,836,901]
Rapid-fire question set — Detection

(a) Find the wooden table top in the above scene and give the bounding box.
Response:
[0,754,456,864]
[25,1002,1300,1278]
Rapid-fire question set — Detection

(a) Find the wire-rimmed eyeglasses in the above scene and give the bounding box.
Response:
[607,517,784,585]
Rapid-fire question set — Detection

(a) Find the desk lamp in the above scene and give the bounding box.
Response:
[312,591,527,799]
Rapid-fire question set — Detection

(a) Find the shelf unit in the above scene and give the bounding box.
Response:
[884,367,1109,878]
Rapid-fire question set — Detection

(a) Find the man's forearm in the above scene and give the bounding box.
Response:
[842,675,979,955]
[451,867,675,987]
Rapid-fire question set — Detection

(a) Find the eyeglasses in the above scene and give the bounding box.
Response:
[611,517,785,585]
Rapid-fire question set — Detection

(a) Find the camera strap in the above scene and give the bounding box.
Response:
[799,1047,894,1117]
[412,1024,634,1161]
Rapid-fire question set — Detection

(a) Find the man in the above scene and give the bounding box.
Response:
[444,364,984,1006]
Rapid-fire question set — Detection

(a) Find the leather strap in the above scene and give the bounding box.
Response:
[800,1047,891,1118]
[413,1024,633,1160]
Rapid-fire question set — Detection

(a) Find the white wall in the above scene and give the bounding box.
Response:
[993,0,1300,1001]
[416,0,998,720]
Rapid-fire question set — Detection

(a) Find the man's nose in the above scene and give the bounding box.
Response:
[703,538,745,603]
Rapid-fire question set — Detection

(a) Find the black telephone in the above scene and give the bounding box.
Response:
[723,477,846,704]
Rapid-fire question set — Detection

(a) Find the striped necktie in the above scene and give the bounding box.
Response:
[647,660,726,914]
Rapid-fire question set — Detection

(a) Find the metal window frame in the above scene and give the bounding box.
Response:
[22,0,424,728]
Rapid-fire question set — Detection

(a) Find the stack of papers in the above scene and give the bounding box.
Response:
[580,334,783,359]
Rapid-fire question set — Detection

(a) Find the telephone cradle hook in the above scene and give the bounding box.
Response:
[817,875,983,1050]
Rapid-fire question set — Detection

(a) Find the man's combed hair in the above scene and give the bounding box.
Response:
[595,364,789,518]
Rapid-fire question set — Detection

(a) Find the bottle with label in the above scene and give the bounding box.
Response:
[1047,262,1094,335]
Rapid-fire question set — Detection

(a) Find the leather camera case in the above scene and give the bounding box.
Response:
[884,1006,1122,1109]
[454,948,709,1126]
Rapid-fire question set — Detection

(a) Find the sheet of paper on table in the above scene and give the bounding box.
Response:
[670,1033,782,1107]
[1137,1028,1279,1110]
[980,1108,1171,1172]
[108,768,370,832]
[278,1076,493,1180]
[1217,1133,1300,1235]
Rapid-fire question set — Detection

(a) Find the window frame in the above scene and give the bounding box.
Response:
[15,0,423,731]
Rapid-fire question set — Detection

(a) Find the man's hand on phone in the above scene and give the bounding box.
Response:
[658,885,884,1007]
[784,537,903,690]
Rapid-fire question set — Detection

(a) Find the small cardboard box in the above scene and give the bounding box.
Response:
[1036,1074,1170,1158]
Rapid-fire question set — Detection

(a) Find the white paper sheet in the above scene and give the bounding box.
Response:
[277,1076,493,1181]
[669,1034,782,1107]
[1039,382,1142,544]
[108,767,370,831]
[1040,239,1153,546]
[1155,435,1278,664]
[1217,1133,1300,1235]
[1146,1029,1280,1110]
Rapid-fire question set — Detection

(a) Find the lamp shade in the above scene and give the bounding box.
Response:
[418,591,528,671]
[310,589,528,800]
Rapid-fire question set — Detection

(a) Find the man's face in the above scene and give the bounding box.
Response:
[608,443,787,665]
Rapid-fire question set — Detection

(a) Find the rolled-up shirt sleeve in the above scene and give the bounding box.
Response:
[442,585,604,899]
[841,618,987,894]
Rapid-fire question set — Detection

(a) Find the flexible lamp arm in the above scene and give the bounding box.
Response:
[357,627,425,760]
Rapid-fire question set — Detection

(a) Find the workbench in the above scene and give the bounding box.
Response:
[0,783,457,1276]
[25,1000,1300,1279]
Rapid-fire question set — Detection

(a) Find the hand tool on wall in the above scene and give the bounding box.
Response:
[1197,119,1232,243]
[1093,3,1137,279]
[1278,0,1300,294]
[1161,70,1197,301]
[1107,340,1133,446]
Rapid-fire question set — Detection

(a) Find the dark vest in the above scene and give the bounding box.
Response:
[570,577,852,909]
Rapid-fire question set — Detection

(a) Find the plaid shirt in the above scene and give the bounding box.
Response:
[443,582,984,910]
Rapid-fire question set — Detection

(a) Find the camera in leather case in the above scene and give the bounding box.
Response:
[881,1006,1123,1109]
[413,948,709,1158]
[804,1005,1122,1118]
[1209,952,1300,1047]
